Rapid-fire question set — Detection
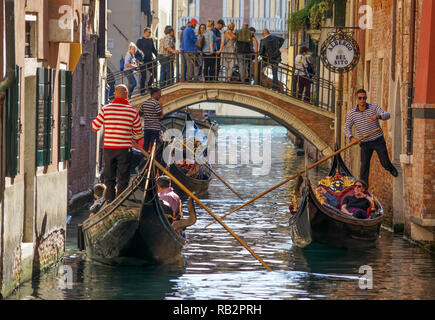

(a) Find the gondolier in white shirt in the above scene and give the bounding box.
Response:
[344,89,398,184]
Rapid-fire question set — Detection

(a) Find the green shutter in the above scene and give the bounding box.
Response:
[5,66,21,178]
[334,0,346,27]
[59,70,72,162]
[36,67,54,166]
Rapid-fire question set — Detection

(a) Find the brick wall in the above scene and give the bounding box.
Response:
[342,0,435,241]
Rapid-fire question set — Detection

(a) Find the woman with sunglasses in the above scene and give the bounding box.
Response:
[341,180,374,219]
[344,88,398,185]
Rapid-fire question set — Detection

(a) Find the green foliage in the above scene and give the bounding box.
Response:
[310,1,334,29]
[289,0,335,32]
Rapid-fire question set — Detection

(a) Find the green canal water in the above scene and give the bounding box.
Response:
[8,125,435,300]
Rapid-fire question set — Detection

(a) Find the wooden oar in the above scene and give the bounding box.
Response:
[205,128,381,228]
[132,141,272,271]
[161,124,244,200]
[172,136,244,200]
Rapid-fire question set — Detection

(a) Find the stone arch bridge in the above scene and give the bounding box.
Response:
[131,83,336,156]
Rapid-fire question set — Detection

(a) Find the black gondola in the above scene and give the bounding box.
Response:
[167,162,212,199]
[79,157,185,266]
[162,120,213,200]
[161,109,218,134]
[289,152,384,249]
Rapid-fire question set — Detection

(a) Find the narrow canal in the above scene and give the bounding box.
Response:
[9,125,435,300]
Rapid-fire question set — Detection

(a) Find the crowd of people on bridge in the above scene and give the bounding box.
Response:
[112,18,289,99]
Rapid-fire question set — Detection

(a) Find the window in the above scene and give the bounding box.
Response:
[36,67,54,166]
[58,69,73,162]
[253,0,265,18]
[188,0,196,17]
[270,0,282,18]
[25,14,37,58]
[5,66,21,178]
[226,0,240,17]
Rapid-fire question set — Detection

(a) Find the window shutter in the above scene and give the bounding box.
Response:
[59,70,72,162]
[334,0,346,27]
[5,66,21,178]
[36,67,54,166]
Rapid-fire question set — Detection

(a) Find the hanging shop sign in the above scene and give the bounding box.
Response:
[320,29,360,73]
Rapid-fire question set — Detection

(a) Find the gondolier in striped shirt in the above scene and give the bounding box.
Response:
[139,87,164,152]
[344,89,398,184]
[92,84,142,203]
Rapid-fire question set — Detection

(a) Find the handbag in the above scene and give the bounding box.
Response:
[196,35,205,51]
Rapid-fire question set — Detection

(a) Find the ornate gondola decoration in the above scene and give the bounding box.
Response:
[289,152,384,249]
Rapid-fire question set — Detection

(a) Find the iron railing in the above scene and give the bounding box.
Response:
[106,53,336,113]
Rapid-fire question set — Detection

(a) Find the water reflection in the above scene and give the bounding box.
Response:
[8,125,435,300]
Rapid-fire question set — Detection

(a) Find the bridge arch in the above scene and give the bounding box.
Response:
[131,83,336,156]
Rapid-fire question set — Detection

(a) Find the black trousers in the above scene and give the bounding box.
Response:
[360,136,395,184]
[103,148,132,202]
[140,61,154,94]
[297,75,311,102]
[203,53,216,81]
[143,129,160,153]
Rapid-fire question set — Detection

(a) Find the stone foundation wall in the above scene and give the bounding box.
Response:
[34,229,65,273]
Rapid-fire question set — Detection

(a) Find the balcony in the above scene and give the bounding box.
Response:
[178,16,199,31]
[222,17,243,30]
[250,17,287,34]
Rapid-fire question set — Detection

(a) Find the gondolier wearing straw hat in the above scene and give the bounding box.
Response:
[344,89,398,184]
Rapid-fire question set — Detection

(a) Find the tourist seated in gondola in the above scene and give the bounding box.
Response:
[89,183,106,217]
[341,180,374,219]
[156,175,182,221]
[316,185,338,207]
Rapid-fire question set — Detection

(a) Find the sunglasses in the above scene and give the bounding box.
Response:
[354,184,363,188]
[357,96,367,100]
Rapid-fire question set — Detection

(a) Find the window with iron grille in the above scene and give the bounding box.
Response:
[5,66,21,178]
[36,67,54,167]
[58,70,73,162]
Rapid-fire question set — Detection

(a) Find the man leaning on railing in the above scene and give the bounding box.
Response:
[159,25,179,88]
[182,18,200,82]
[259,29,284,91]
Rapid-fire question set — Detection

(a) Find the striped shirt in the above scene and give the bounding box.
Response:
[344,103,390,142]
[92,98,142,149]
[139,98,162,131]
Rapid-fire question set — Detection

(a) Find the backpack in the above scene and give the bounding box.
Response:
[305,59,315,78]
[120,56,125,71]
[235,28,252,53]
[231,65,241,82]
[196,34,204,51]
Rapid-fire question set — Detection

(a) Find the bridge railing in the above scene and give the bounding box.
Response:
[106,53,335,113]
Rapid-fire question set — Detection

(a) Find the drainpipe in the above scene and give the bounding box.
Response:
[0,0,16,202]
[391,0,397,81]
[406,0,416,155]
